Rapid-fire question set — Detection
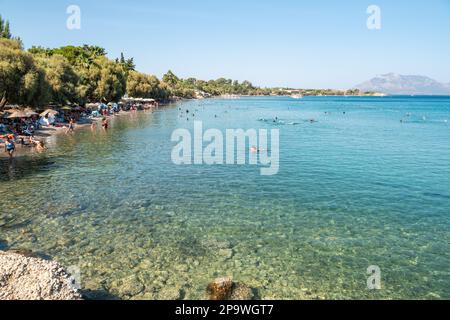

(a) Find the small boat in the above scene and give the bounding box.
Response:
[290,94,303,99]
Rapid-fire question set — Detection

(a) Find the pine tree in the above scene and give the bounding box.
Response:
[0,15,4,36]
[4,21,11,39]
[0,16,12,39]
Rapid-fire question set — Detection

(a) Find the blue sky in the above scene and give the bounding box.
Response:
[1,0,450,88]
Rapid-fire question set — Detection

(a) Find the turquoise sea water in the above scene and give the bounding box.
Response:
[1,96,449,300]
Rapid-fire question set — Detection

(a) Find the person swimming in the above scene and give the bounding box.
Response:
[35,140,46,153]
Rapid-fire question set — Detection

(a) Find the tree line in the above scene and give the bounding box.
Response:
[0,15,372,110]
[0,15,268,109]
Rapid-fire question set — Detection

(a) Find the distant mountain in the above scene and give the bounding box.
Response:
[356,73,450,95]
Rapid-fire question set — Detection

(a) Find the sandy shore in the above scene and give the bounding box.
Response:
[0,110,155,159]
[0,116,109,159]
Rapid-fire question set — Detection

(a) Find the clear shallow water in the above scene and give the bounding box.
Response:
[1,96,449,300]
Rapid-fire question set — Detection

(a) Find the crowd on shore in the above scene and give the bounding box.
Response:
[0,98,159,158]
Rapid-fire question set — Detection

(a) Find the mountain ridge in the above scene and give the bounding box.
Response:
[355,73,450,95]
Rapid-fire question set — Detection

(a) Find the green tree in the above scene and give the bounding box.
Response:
[0,16,12,39]
[0,38,49,108]
[35,54,79,105]
[118,52,135,72]
[127,71,171,100]
[94,57,127,102]
[162,70,180,87]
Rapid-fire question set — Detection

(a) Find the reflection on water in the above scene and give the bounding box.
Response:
[1,97,449,300]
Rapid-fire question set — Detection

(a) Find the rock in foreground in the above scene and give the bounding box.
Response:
[0,251,82,300]
[207,277,254,300]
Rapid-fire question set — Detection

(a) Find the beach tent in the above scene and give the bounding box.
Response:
[40,109,59,117]
[39,115,55,126]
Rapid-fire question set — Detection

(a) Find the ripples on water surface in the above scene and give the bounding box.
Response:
[1,96,449,299]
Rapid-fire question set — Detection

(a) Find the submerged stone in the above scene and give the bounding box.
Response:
[156,286,182,300]
[230,283,254,300]
[207,277,255,300]
[218,248,233,260]
[206,277,234,300]
[110,275,145,298]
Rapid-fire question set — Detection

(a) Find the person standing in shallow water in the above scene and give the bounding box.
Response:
[66,118,75,134]
[4,135,15,158]
[102,118,109,130]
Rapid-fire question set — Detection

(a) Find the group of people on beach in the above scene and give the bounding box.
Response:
[1,100,161,159]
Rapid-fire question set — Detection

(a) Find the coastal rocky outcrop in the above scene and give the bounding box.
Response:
[0,251,82,300]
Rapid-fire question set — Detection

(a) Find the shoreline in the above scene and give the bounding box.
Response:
[0,110,150,159]
[0,121,93,159]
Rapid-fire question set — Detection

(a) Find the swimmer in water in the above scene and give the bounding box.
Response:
[36,141,47,153]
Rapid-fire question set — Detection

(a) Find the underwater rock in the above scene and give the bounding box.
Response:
[218,249,233,261]
[156,286,182,300]
[111,275,145,298]
[135,292,156,300]
[207,277,256,300]
[230,283,254,300]
[0,251,82,300]
[207,277,234,300]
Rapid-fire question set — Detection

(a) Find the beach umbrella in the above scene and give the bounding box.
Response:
[40,109,59,117]
[8,110,29,118]
[24,108,39,117]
